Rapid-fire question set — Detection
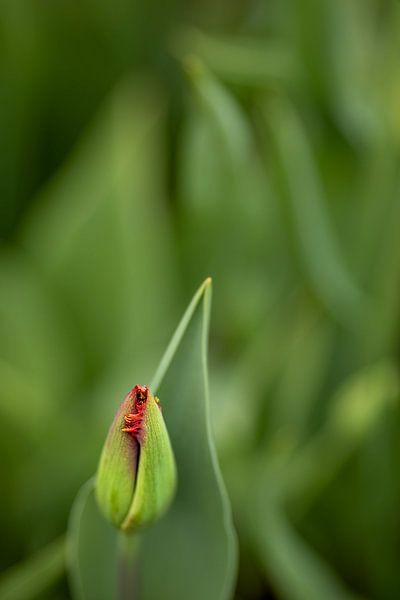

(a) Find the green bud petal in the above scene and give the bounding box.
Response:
[121,391,177,531]
[95,391,138,527]
[95,385,176,532]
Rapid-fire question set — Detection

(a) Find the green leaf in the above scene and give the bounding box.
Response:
[179,62,285,343]
[263,97,368,329]
[67,279,237,600]
[173,29,299,89]
[252,496,359,600]
[358,193,400,359]
[283,361,399,518]
[21,77,178,381]
[67,479,119,600]
[231,361,397,600]
[0,251,79,431]
[0,537,65,600]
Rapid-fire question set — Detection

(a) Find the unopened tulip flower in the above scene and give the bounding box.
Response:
[96,385,176,531]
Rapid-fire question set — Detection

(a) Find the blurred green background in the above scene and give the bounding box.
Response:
[1,1,400,598]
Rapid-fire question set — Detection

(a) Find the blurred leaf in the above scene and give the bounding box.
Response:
[173,29,300,89]
[0,250,86,548]
[284,361,399,517]
[67,479,119,600]
[180,62,273,257]
[21,77,178,383]
[211,292,304,459]
[0,537,65,600]
[67,279,237,600]
[263,97,368,328]
[323,0,382,144]
[180,61,288,342]
[184,57,261,185]
[253,495,359,600]
[0,2,46,238]
[352,142,398,281]
[229,453,359,600]
[268,310,333,444]
[358,192,400,359]
[0,251,80,431]
[231,361,398,600]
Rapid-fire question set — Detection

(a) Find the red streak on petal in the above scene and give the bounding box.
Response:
[122,385,149,439]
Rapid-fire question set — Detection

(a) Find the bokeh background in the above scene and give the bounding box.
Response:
[1,1,400,598]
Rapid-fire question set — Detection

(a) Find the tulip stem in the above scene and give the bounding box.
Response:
[118,531,141,600]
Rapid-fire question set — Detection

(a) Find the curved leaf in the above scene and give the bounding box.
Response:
[67,279,237,600]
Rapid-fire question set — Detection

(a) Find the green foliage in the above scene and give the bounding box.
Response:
[1,1,400,599]
[0,538,65,600]
[67,280,237,600]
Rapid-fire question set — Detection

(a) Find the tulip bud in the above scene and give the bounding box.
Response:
[95,385,176,531]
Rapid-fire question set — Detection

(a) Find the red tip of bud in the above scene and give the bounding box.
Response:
[132,385,149,402]
[123,385,149,438]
